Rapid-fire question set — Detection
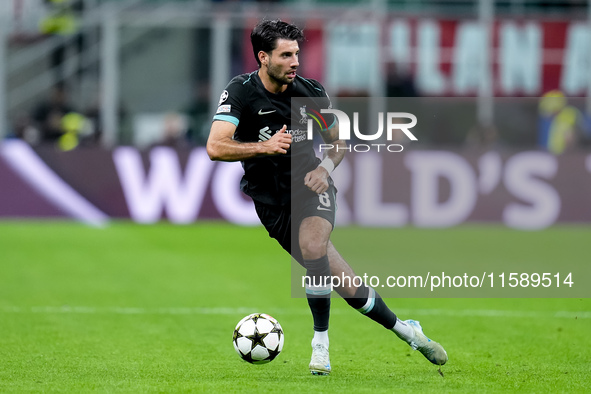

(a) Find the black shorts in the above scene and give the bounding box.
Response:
[254,183,337,266]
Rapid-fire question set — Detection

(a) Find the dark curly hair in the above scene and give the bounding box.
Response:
[251,20,304,67]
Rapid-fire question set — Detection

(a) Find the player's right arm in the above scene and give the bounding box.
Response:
[206,122,291,162]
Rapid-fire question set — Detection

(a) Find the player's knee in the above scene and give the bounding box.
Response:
[299,238,328,260]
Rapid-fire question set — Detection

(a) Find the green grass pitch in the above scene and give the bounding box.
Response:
[0,221,589,392]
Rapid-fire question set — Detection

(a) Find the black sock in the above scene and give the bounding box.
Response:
[344,285,397,329]
[304,255,332,332]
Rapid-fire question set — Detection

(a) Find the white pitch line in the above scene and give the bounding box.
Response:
[0,306,589,319]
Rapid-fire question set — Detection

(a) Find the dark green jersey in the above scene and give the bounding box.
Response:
[212,72,335,206]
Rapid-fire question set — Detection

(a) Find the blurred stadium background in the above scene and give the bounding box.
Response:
[1,0,591,228]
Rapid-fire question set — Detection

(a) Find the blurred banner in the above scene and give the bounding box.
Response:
[2,138,591,229]
[241,19,591,97]
[379,19,589,97]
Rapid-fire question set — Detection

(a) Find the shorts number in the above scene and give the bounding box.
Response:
[318,192,331,208]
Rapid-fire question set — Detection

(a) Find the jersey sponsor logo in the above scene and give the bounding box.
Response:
[218,90,229,105]
[258,126,305,142]
[316,205,332,211]
[258,109,276,115]
[216,105,231,113]
[290,129,307,143]
[258,126,272,142]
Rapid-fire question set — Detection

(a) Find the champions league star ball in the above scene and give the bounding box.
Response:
[233,313,284,364]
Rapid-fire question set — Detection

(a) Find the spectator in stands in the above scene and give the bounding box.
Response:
[6,112,39,144]
[31,84,75,144]
[184,82,210,146]
[386,62,417,98]
[151,112,191,149]
[538,90,591,155]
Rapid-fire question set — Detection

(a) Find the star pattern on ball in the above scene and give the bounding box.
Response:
[246,327,267,349]
[247,316,267,346]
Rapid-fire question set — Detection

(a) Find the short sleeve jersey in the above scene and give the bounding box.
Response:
[212,72,336,206]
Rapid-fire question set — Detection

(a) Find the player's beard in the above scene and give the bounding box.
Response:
[267,60,296,86]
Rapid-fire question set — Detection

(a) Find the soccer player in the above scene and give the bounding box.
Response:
[207,19,447,375]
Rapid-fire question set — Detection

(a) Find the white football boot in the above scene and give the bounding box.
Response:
[309,343,331,375]
[405,319,448,365]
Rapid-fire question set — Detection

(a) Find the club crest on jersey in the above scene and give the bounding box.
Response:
[218,90,229,106]
[299,105,308,124]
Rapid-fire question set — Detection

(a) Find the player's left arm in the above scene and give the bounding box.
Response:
[304,122,345,194]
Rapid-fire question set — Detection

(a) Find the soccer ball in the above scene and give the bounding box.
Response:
[233,313,284,364]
